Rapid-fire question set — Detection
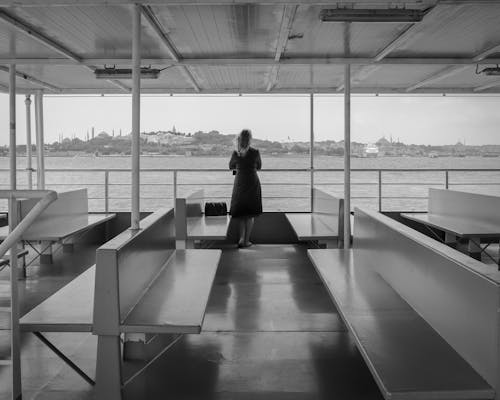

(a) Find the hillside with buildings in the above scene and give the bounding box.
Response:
[3,128,500,158]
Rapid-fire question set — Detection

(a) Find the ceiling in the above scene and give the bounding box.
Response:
[1,0,500,94]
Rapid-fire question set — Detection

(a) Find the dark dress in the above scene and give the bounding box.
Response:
[229,147,262,218]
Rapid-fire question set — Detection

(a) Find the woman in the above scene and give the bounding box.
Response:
[229,129,262,248]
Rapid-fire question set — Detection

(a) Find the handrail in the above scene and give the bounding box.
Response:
[2,168,500,172]
[0,190,58,260]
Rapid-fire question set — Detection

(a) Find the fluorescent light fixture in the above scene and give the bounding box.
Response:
[95,67,161,79]
[481,67,500,76]
[319,8,428,23]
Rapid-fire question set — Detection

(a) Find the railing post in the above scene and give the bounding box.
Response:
[445,170,449,189]
[378,170,382,212]
[104,171,109,214]
[173,170,178,209]
[310,93,314,213]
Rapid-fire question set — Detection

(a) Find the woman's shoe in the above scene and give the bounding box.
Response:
[238,240,245,248]
[244,241,253,248]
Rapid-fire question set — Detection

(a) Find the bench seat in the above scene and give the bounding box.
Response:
[401,212,500,238]
[285,213,339,240]
[20,266,95,332]
[308,249,494,400]
[122,249,221,334]
[187,215,231,241]
[0,213,115,241]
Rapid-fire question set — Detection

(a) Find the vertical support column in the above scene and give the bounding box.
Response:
[343,64,351,250]
[309,93,314,213]
[25,95,33,190]
[104,171,109,213]
[173,170,178,209]
[131,3,141,231]
[9,66,16,191]
[378,170,382,212]
[35,91,45,190]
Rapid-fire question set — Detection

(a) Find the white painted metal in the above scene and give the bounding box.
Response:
[131,4,141,231]
[406,65,469,91]
[141,5,200,92]
[343,63,351,250]
[25,95,33,189]
[474,80,500,92]
[266,5,298,92]
[9,66,16,191]
[34,91,45,189]
[309,93,314,213]
[0,65,61,92]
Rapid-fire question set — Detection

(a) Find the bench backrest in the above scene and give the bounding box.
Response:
[20,188,88,220]
[353,207,500,389]
[92,208,175,334]
[312,188,345,236]
[175,189,204,242]
[429,188,500,225]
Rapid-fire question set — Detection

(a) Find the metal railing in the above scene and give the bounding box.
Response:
[1,168,500,213]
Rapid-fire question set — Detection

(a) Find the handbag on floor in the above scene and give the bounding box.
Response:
[205,202,228,216]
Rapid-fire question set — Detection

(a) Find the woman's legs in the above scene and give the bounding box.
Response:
[238,218,246,246]
[244,217,254,246]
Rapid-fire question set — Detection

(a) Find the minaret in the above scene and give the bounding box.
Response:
[92,127,95,140]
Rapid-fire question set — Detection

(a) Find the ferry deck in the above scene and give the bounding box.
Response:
[1,1,500,399]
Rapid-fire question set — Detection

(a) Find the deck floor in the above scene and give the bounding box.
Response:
[7,240,497,399]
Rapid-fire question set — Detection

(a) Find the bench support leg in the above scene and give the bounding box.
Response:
[95,335,122,400]
[444,232,457,248]
[175,240,186,250]
[33,332,95,386]
[186,240,195,249]
[40,241,53,264]
[467,239,482,261]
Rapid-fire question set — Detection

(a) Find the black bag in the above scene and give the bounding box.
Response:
[205,202,227,216]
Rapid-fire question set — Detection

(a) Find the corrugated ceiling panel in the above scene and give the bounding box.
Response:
[13,65,118,90]
[151,4,281,58]
[192,65,268,90]
[285,6,411,58]
[0,20,62,58]
[361,65,443,89]
[0,70,47,91]
[135,66,194,90]
[10,5,170,58]
[393,3,500,58]
[427,66,500,89]
[275,65,346,89]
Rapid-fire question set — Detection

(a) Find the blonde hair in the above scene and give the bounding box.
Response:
[237,129,252,154]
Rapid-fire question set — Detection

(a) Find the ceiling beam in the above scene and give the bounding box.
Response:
[406,41,500,92]
[266,5,298,92]
[3,57,500,66]
[474,80,500,92]
[27,86,500,95]
[0,65,61,92]
[473,44,500,62]
[406,65,469,91]
[141,5,200,92]
[0,8,130,92]
[1,0,496,6]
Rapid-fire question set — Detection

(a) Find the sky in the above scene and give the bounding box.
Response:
[1,93,500,146]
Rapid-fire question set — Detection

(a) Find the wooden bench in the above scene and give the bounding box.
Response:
[19,207,221,398]
[286,188,347,248]
[308,207,499,400]
[0,188,115,266]
[401,188,500,262]
[92,207,221,399]
[175,189,230,248]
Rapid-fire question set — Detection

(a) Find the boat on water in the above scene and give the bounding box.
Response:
[363,143,379,158]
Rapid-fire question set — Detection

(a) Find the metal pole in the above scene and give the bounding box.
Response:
[9,65,16,191]
[131,4,141,231]
[378,170,382,212]
[35,90,45,190]
[445,170,449,189]
[25,95,33,189]
[343,64,351,249]
[310,93,314,212]
[173,170,178,209]
[104,171,109,213]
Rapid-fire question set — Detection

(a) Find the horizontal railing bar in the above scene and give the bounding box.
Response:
[2,168,500,173]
